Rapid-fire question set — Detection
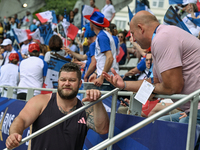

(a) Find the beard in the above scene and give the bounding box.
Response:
[57,85,79,100]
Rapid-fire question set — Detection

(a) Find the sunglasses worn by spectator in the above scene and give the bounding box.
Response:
[146,58,153,61]
[118,36,123,38]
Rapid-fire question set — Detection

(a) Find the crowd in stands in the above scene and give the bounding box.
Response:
[1,0,200,126]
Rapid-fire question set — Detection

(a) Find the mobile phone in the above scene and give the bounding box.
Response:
[119,97,129,106]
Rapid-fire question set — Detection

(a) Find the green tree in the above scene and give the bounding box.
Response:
[34,0,77,18]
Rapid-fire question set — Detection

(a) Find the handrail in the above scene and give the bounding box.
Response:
[89,89,200,150]
[3,88,120,150]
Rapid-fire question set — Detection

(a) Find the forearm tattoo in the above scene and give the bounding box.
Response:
[86,106,96,132]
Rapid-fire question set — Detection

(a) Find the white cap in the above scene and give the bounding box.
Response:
[1,39,12,46]
[182,0,197,5]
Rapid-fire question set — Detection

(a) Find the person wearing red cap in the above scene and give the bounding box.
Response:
[0,53,19,98]
[85,11,119,91]
[17,43,48,100]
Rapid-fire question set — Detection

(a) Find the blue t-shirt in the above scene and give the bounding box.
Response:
[137,58,146,72]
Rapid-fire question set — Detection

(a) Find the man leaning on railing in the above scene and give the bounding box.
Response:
[5,62,109,150]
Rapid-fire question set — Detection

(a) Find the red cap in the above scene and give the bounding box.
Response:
[9,53,19,61]
[29,43,40,52]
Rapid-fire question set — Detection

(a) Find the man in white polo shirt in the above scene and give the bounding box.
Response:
[0,39,17,66]
[17,43,48,100]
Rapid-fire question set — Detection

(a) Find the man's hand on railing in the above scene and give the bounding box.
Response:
[6,133,22,149]
[82,89,101,102]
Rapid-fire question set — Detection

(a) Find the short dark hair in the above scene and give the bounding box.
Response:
[29,52,40,57]
[59,62,81,80]
[49,35,63,51]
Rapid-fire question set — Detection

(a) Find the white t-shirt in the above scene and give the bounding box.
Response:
[21,43,29,55]
[0,63,19,92]
[68,44,78,52]
[2,48,17,65]
[95,30,119,76]
[17,56,45,95]
[101,4,116,21]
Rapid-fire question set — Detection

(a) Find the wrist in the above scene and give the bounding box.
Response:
[120,81,126,90]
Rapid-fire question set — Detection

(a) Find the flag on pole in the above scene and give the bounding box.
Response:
[62,18,79,40]
[51,10,58,24]
[63,8,69,22]
[81,5,99,28]
[12,28,31,43]
[127,6,134,22]
[29,28,45,44]
[164,6,191,34]
[116,46,125,63]
[36,11,53,24]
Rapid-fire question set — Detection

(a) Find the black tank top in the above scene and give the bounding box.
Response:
[31,93,88,150]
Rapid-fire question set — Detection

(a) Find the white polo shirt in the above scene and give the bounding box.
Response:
[95,30,119,76]
[17,56,48,96]
[101,4,116,21]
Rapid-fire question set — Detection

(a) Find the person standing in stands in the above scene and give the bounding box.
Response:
[103,11,200,124]
[101,0,116,22]
[6,62,109,150]
[0,53,19,98]
[17,43,48,100]
[85,11,119,91]
[0,39,17,66]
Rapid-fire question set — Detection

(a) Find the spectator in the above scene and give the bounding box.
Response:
[103,11,200,124]
[14,14,20,25]
[29,19,38,32]
[9,17,17,43]
[6,62,109,150]
[67,37,78,53]
[90,0,99,9]
[73,8,82,29]
[17,43,48,100]
[0,53,19,98]
[0,46,4,65]
[182,0,200,37]
[85,11,119,91]
[4,17,11,39]
[101,0,116,22]
[118,31,127,65]
[44,35,66,63]
[0,22,3,44]
[0,39,17,66]
[69,10,75,24]
[22,11,33,29]
[20,38,32,59]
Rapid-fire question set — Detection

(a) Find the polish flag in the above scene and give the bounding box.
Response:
[12,28,31,43]
[36,11,53,24]
[116,46,125,63]
[62,19,79,40]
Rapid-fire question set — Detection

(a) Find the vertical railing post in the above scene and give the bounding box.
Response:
[7,87,14,99]
[129,93,142,116]
[107,89,118,150]
[26,89,34,101]
[186,94,199,150]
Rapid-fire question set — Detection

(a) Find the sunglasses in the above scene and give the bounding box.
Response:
[118,36,123,38]
[146,58,152,62]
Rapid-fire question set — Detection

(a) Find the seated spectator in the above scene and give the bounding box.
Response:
[20,38,32,59]
[67,37,78,53]
[118,31,127,65]
[17,43,48,100]
[44,35,66,63]
[0,53,19,98]
[29,19,38,32]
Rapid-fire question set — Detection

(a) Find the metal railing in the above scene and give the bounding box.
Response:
[1,85,200,150]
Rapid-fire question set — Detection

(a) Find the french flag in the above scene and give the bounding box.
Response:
[62,19,79,40]
[81,5,99,28]
[12,28,31,43]
[36,10,57,24]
